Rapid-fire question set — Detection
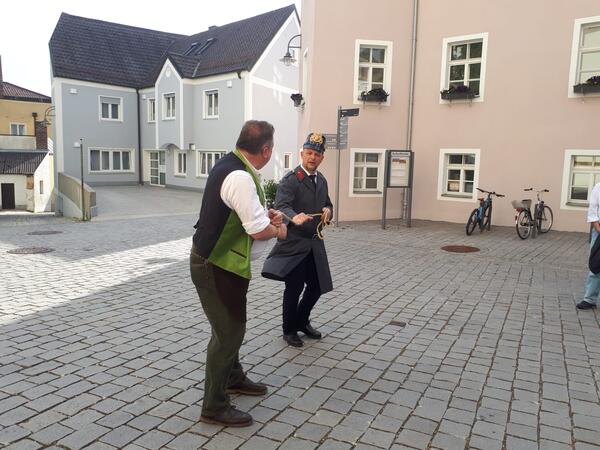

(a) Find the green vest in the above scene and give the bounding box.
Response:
[207,149,266,279]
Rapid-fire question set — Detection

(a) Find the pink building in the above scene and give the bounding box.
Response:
[297,0,600,232]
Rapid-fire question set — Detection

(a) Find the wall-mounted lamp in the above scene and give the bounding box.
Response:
[40,106,56,127]
[279,34,301,66]
[189,143,196,151]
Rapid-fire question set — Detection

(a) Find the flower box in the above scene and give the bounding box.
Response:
[573,83,600,94]
[360,88,389,103]
[440,90,477,100]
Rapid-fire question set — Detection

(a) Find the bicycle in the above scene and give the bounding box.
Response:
[466,188,505,235]
[511,188,554,239]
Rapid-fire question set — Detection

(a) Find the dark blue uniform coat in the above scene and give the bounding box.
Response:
[262,166,334,294]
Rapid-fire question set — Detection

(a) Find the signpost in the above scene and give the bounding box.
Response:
[382,150,414,229]
[333,107,359,226]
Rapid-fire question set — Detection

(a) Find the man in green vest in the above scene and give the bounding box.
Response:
[190,120,308,427]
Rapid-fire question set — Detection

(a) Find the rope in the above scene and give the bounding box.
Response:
[279,212,331,240]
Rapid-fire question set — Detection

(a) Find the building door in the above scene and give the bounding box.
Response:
[1,183,16,209]
[149,151,166,186]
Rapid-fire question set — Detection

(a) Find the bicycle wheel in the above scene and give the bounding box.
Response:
[516,210,532,239]
[466,209,478,235]
[481,205,492,231]
[537,205,553,233]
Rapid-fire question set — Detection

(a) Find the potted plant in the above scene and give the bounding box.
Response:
[441,84,477,100]
[263,179,278,208]
[290,93,304,107]
[574,75,600,94]
[360,87,389,102]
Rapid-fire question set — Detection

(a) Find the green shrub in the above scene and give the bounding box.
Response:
[263,179,278,208]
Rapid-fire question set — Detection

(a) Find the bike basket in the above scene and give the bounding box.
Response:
[511,199,531,209]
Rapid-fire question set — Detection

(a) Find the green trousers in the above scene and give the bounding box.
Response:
[190,247,249,416]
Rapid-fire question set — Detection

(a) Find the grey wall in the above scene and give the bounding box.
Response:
[252,17,300,91]
[253,83,299,181]
[139,89,156,150]
[156,67,181,150]
[60,82,138,185]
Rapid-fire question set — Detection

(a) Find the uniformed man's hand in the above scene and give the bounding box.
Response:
[277,223,288,240]
[322,207,332,223]
[268,209,283,227]
[292,213,313,225]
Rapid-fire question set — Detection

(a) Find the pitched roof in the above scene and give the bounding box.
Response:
[0,151,47,175]
[49,5,297,89]
[0,82,51,103]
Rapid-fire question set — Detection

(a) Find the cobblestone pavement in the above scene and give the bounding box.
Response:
[1,215,599,450]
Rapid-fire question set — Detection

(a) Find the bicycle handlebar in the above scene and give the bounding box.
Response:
[523,188,550,193]
[476,187,505,197]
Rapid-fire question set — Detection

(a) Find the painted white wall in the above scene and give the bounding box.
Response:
[33,153,53,212]
[0,175,28,209]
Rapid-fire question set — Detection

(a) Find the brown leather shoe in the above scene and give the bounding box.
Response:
[226,377,268,396]
[200,406,253,427]
[298,323,322,339]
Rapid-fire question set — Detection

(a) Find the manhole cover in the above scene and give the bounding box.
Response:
[7,247,55,254]
[441,245,480,253]
[27,231,63,236]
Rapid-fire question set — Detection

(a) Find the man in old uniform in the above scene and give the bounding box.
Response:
[262,133,333,347]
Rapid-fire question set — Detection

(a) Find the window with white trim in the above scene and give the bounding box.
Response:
[284,152,292,170]
[89,149,133,173]
[447,41,482,94]
[443,153,476,196]
[148,98,156,122]
[175,151,187,176]
[10,123,26,135]
[351,150,384,195]
[577,22,600,84]
[163,93,176,119]
[204,90,219,118]
[197,151,226,176]
[354,40,392,102]
[99,96,121,120]
[567,155,600,205]
[39,180,44,195]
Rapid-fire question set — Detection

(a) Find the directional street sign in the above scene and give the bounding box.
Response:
[340,108,360,118]
[323,133,338,150]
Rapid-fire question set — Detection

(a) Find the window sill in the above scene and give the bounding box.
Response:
[163,117,176,121]
[147,121,156,124]
[566,201,587,207]
[89,170,135,174]
[196,174,209,178]
[100,118,123,122]
[352,190,382,195]
[174,174,186,178]
[442,193,473,199]
[204,116,219,120]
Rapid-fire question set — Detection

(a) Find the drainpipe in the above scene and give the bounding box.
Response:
[136,89,143,184]
[404,0,418,223]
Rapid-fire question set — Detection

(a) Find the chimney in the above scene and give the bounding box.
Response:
[35,120,48,150]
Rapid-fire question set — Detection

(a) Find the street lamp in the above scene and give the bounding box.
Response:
[280,34,301,66]
[40,106,55,127]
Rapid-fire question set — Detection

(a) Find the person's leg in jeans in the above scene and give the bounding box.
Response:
[583,228,600,306]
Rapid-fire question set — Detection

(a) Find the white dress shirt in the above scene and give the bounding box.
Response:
[220,160,270,260]
[588,182,600,223]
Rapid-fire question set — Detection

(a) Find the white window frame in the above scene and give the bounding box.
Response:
[196,150,226,177]
[284,152,293,170]
[174,150,187,177]
[98,95,123,121]
[561,149,600,209]
[203,90,219,119]
[9,122,26,135]
[163,93,176,120]
[39,180,44,195]
[353,40,393,106]
[437,149,481,202]
[440,33,488,103]
[349,148,386,197]
[88,148,135,173]
[568,16,600,98]
[147,98,156,123]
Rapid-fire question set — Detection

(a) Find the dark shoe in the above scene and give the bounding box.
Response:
[283,332,303,347]
[298,323,322,339]
[226,377,268,396]
[577,301,597,310]
[200,406,253,427]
